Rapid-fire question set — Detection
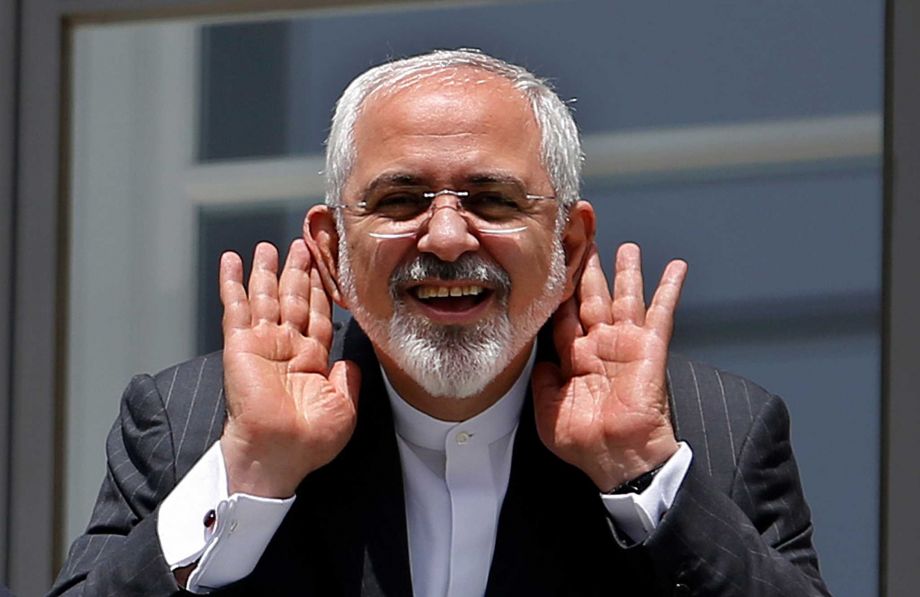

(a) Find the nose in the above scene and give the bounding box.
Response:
[415,197,480,262]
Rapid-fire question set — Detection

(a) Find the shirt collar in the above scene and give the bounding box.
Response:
[383,343,536,451]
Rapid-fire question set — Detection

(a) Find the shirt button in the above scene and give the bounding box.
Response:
[456,431,472,445]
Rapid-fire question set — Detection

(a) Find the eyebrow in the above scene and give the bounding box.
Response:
[361,172,525,195]
[466,173,525,187]
[361,173,422,195]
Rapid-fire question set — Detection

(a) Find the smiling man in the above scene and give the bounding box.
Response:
[51,50,829,596]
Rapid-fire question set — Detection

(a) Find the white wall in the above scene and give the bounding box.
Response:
[67,22,198,546]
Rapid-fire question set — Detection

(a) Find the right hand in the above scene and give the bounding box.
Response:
[219,240,360,498]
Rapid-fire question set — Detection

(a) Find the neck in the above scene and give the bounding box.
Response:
[376,340,535,422]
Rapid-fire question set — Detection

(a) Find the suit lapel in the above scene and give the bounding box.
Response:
[485,327,658,596]
[356,368,413,597]
[485,398,569,596]
[335,320,414,597]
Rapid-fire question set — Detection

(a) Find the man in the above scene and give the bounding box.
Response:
[51,49,828,596]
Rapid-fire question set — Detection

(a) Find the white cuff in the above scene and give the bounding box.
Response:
[601,442,693,543]
[156,441,295,594]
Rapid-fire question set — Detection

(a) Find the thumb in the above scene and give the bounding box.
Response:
[531,361,566,449]
[329,360,361,408]
[531,361,564,404]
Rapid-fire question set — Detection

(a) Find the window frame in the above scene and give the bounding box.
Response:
[0,1,915,595]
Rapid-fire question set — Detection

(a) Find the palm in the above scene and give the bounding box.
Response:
[219,241,359,498]
[532,244,686,491]
[225,326,327,416]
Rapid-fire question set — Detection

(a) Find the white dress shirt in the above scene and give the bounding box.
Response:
[383,349,532,597]
[157,345,693,595]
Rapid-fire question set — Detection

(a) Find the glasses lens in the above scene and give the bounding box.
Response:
[462,183,532,223]
[361,187,430,221]
[354,183,543,238]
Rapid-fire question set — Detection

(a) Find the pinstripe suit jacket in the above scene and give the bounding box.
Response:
[50,319,829,596]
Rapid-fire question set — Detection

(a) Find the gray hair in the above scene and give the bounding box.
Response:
[324,49,582,215]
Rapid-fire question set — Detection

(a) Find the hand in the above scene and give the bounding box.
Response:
[531,243,687,492]
[219,240,360,498]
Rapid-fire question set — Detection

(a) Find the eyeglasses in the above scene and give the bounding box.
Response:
[331,183,556,239]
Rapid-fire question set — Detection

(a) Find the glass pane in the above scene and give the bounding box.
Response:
[198,22,299,161]
[197,3,881,160]
[66,2,883,595]
[196,200,306,353]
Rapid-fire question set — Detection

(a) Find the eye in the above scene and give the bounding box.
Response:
[464,188,528,220]
[365,190,430,220]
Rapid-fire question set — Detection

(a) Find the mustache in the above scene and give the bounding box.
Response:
[389,254,511,299]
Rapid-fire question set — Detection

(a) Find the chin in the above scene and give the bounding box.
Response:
[362,303,515,399]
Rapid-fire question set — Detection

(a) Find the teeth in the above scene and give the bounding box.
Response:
[415,285,484,300]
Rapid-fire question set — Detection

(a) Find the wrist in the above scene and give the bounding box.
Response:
[593,436,680,493]
[219,436,304,498]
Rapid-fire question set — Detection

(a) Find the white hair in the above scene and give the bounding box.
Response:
[324,48,583,215]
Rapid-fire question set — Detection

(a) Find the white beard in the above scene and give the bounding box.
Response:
[385,307,513,398]
[339,237,566,399]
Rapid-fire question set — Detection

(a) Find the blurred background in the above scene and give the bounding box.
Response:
[65,3,883,596]
[7,0,917,595]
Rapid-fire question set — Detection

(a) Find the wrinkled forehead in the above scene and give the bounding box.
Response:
[350,69,544,181]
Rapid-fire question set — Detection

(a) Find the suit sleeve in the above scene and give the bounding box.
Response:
[642,394,830,596]
[48,374,188,596]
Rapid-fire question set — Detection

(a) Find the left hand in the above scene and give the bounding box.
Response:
[532,242,688,492]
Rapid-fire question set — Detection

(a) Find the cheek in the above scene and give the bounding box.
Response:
[345,238,408,311]
[488,235,557,308]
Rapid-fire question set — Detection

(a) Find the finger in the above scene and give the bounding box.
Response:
[611,242,646,326]
[307,265,334,349]
[646,259,688,341]
[577,245,613,330]
[552,296,582,370]
[279,239,313,333]
[330,360,362,409]
[220,251,250,332]
[248,242,281,325]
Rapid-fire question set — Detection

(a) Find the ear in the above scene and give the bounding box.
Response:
[559,200,596,301]
[304,205,346,308]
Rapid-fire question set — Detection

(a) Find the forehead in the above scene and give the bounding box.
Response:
[364,65,526,105]
[360,68,537,135]
[349,68,544,185]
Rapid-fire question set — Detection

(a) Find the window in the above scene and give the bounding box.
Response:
[65,4,883,595]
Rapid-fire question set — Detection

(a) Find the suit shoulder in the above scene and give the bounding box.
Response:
[666,353,776,416]
[666,354,784,488]
[143,352,226,474]
[115,353,224,424]
[148,351,225,404]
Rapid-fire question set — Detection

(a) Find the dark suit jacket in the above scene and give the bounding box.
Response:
[50,319,829,596]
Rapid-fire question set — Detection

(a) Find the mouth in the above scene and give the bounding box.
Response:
[403,281,495,322]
